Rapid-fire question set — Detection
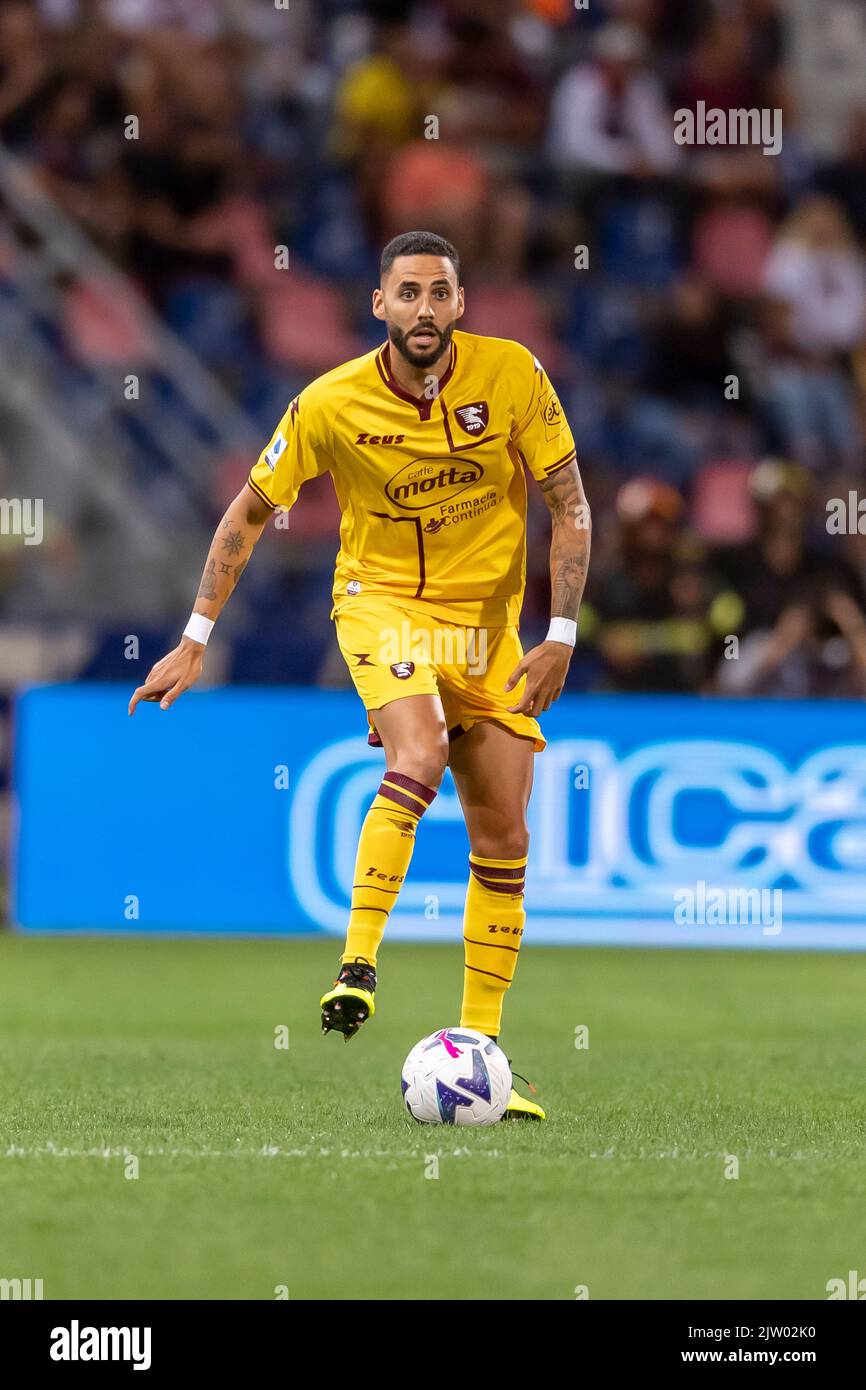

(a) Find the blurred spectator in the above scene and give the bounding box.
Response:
[716,590,866,697]
[760,197,866,468]
[548,22,681,181]
[645,273,739,408]
[587,476,738,692]
[817,108,866,243]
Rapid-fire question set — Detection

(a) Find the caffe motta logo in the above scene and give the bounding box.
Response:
[385,457,483,511]
[454,402,489,435]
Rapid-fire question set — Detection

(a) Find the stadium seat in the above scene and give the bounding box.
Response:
[63,275,156,366]
[461,284,564,374]
[259,274,365,372]
[693,206,775,299]
[690,458,757,543]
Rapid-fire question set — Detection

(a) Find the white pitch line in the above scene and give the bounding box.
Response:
[1,1143,849,1162]
[2,1142,503,1161]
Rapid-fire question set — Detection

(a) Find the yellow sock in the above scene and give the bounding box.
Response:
[342,771,437,966]
[460,853,528,1037]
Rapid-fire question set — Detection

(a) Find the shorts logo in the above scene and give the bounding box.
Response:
[346,580,362,595]
[390,661,415,679]
[454,402,489,435]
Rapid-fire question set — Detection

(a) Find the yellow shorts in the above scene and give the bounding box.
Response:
[334,597,546,753]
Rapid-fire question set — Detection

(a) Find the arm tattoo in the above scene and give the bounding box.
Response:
[218,562,233,576]
[197,558,218,600]
[537,461,591,623]
[234,559,248,585]
[221,530,245,556]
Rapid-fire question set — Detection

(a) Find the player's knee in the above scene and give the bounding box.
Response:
[394,733,449,789]
[472,825,529,861]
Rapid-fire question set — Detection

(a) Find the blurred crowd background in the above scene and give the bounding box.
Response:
[1,0,866,760]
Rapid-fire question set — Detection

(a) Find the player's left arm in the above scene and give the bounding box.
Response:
[506,459,591,714]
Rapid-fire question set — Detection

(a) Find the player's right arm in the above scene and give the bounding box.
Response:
[128,483,271,714]
[129,384,333,716]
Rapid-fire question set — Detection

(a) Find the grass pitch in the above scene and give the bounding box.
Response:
[1,934,864,1301]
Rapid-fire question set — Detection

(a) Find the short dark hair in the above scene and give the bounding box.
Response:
[380,231,460,282]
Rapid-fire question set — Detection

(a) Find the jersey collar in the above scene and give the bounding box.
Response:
[375,340,457,420]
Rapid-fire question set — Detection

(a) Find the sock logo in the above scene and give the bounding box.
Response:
[387,818,416,834]
[365,867,404,883]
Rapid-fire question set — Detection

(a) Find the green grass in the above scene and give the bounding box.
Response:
[1,934,864,1300]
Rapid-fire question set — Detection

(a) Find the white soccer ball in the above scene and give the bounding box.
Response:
[401,1027,512,1125]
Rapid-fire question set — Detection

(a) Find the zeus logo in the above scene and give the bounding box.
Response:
[288,733,866,940]
[356,433,405,446]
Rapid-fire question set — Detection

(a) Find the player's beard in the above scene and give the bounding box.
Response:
[388,319,456,370]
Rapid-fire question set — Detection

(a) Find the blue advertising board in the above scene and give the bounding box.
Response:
[10,684,866,948]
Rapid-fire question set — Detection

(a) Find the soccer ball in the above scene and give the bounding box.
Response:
[401,1028,512,1125]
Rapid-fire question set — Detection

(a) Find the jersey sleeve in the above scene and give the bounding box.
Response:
[510,349,577,483]
[247,387,332,512]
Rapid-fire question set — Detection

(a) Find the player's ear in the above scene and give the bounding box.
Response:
[372,288,386,321]
[456,286,465,320]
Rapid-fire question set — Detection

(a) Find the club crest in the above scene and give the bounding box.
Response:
[454,402,489,435]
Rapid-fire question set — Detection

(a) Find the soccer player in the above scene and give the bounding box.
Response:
[129,231,591,1120]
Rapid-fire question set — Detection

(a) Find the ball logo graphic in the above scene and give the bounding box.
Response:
[390,661,415,679]
[401,1028,512,1124]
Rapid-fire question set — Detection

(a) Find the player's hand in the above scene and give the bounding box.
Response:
[128,637,205,715]
[504,640,572,715]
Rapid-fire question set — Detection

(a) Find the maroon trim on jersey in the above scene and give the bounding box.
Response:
[375,342,457,420]
[440,400,503,453]
[246,473,277,510]
[543,449,578,477]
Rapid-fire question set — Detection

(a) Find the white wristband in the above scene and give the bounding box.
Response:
[546,616,577,647]
[183,613,215,646]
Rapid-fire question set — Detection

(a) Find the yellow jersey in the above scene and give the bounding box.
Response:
[247,329,576,628]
